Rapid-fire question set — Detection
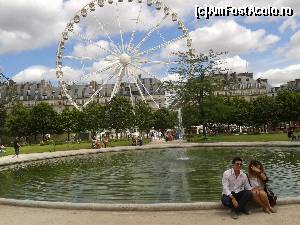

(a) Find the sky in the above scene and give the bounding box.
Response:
[0,0,299,87]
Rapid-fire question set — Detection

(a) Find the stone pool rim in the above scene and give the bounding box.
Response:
[0,141,300,211]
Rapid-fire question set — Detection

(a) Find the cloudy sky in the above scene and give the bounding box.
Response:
[0,0,299,87]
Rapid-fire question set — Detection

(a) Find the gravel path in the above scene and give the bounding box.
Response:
[0,204,299,225]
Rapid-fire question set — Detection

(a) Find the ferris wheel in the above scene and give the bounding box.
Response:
[56,0,193,110]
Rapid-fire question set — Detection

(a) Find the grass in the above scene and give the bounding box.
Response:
[0,133,295,157]
[0,138,150,157]
[187,133,292,143]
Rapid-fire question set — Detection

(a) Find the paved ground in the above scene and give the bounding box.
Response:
[0,204,299,225]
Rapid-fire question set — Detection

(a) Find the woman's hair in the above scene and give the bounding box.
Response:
[248,160,265,178]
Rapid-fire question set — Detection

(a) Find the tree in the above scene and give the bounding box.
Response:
[5,103,31,138]
[134,101,153,137]
[152,108,177,133]
[276,91,300,128]
[0,104,6,135]
[82,102,107,136]
[29,102,59,140]
[60,108,84,141]
[106,96,134,138]
[182,105,200,128]
[228,97,252,127]
[202,96,233,132]
[166,49,224,136]
[251,96,279,132]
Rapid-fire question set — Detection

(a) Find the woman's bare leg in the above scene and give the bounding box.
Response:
[251,190,270,213]
[259,191,276,213]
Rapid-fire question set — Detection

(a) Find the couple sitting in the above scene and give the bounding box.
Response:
[221,157,276,219]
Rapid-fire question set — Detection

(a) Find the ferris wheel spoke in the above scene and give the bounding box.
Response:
[154,26,174,76]
[110,66,124,101]
[134,58,178,65]
[130,14,169,54]
[92,13,122,54]
[83,71,116,107]
[80,61,120,80]
[129,62,160,81]
[127,68,146,102]
[136,75,160,108]
[73,32,118,57]
[127,5,143,52]
[135,34,187,58]
[125,67,135,108]
[115,6,125,52]
[63,55,98,61]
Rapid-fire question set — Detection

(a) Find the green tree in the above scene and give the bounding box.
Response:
[60,108,84,141]
[0,104,6,135]
[276,91,300,128]
[134,101,153,137]
[203,96,233,131]
[106,96,134,138]
[152,108,177,133]
[229,97,252,127]
[251,96,279,132]
[5,103,31,138]
[182,105,200,128]
[29,102,59,140]
[166,50,224,136]
[83,102,107,135]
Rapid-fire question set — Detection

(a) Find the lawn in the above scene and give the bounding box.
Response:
[187,133,291,143]
[0,139,150,157]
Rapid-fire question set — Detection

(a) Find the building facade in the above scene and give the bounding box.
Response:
[214,72,274,100]
[0,77,166,112]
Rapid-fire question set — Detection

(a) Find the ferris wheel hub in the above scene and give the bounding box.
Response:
[119,53,131,65]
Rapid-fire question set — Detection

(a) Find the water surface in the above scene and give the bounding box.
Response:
[0,147,299,203]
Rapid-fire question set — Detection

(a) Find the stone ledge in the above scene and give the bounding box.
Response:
[0,197,299,211]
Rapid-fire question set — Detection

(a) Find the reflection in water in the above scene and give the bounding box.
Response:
[0,147,299,203]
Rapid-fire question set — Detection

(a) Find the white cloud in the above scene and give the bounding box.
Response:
[277,30,300,61]
[72,40,110,59]
[161,20,280,57]
[286,30,300,59]
[255,64,300,87]
[0,0,66,53]
[12,66,55,83]
[0,0,169,54]
[219,56,248,73]
[189,20,280,54]
[161,73,180,82]
[279,17,299,33]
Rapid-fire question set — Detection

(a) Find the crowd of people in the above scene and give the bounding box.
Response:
[222,156,277,219]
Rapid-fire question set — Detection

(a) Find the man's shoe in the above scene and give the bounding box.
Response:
[243,209,252,215]
[230,210,239,219]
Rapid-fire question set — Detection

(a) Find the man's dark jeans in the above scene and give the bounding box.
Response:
[221,190,252,213]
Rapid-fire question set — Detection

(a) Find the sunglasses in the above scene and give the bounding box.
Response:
[234,163,242,166]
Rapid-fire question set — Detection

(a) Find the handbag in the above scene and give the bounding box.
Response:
[264,184,277,206]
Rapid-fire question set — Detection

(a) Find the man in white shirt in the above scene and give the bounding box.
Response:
[221,157,253,219]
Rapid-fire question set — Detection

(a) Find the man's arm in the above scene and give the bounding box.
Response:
[222,171,232,196]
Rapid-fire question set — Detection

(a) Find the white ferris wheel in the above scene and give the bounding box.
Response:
[56,0,193,110]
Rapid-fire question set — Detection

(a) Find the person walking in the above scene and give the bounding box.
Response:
[12,137,21,158]
[103,136,109,148]
[221,157,253,219]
